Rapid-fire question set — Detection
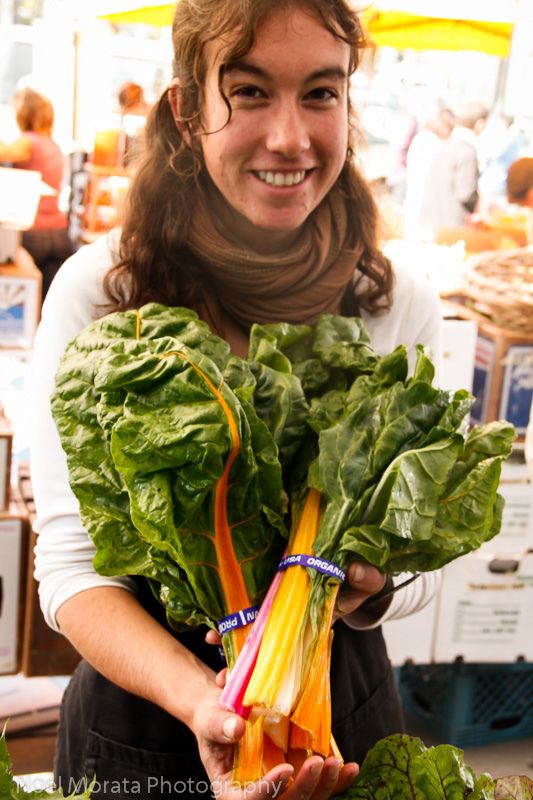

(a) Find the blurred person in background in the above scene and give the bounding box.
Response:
[117,81,151,167]
[419,101,488,239]
[118,81,151,118]
[403,107,455,240]
[506,156,533,244]
[0,87,72,300]
[477,115,528,211]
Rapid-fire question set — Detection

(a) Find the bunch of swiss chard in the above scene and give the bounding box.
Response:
[338,734,533,800]
[51,304,515,783]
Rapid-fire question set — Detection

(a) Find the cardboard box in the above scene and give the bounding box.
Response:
[0,489,29,674]
[0,248,42,348]
[442,300,533,438]
[0,411,13,511]
[433,551,533,663]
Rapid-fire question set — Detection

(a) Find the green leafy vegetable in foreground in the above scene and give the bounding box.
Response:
[51,304,289,667]
[52,303,516,780]
[51,303,516,650]
[337,734,533,800]
[0,725,93,798]
[246,317,515,627]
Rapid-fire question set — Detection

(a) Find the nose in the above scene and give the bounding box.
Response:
[265,101,310,158]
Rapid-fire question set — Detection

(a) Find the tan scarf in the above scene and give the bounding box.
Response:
[187,186,362,351]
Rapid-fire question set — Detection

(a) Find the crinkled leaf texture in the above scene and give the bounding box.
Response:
[1,725,94,798]
[496,776,533,800]
[51,304,286,631]
[341,734,496,800]
[249,318,515,626]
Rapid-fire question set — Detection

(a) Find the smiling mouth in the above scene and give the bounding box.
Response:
[256,170,307,187]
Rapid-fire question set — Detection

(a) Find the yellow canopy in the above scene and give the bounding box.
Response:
[95,0,517,57]
[100,3,175,26]
[363,3,517,57]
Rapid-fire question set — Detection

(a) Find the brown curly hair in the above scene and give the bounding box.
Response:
[104,0,392,319]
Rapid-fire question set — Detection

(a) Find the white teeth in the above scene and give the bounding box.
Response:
[258,170,306,186]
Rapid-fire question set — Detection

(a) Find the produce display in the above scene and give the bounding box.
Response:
[2,725,532,799]
[51,303,515,784]
[338,734,533,800]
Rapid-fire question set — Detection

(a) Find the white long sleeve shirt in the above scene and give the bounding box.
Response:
[28,231,443,632]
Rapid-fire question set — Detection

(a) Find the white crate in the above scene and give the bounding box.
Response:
[383,594,439,666]
[433,551,533,663]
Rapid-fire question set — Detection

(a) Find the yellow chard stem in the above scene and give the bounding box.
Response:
[243,488,323,709]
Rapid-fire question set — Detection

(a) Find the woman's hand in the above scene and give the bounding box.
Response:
[191,690,358,798]
[333,562,390,623]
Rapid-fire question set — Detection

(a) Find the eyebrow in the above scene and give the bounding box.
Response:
[222,60,348,84]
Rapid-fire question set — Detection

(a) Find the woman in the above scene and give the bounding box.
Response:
[29,2,442,798]
[0,87,73,300]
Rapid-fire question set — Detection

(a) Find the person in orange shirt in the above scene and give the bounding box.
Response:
[0,87,73,300]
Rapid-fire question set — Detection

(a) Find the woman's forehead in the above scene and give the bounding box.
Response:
[204,5,350,79]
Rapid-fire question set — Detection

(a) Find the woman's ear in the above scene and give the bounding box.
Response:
[168,77,192,143]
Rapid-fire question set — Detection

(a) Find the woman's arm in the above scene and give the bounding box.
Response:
[0,134,32,163]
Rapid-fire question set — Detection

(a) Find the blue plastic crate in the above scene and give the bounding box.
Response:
[397,661,533,748]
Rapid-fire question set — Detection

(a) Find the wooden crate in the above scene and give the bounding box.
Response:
[0,411,13,511]
[17,462,81,677]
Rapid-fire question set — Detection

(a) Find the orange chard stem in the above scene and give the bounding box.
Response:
[261,734,288,777]
[232,717,265,784]
[176,353,262,779]
[290,583,339,755]
[135,318,263,780]
[329,732,343,762]
[289,722,313,751]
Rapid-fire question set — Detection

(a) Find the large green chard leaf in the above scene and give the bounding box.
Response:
[246,324,310,472]
[51,304,287,633]
[342,734,495,800]
[95,336,284,622]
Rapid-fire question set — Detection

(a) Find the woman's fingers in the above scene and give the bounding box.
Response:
[215,666,228,688]
[205,628,222,645]
[332,762,360,796]
[274,756,358,800]
[334,563,388,619]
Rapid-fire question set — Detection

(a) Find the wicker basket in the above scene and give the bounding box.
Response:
[463,247,533,332]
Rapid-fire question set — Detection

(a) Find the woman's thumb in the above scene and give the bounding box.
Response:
[220,714,245,743]
[222,716,239,741]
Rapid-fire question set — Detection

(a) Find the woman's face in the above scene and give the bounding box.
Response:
[197,6,351,253]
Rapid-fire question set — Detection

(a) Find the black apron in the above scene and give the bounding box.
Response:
[54,581,404,799]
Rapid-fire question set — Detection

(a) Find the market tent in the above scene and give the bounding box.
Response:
[98,3,175,27]
[90,0,518,58]
[362,0,518,57]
